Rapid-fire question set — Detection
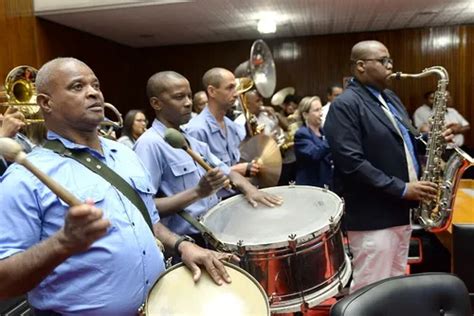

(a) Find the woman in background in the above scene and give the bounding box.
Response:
[118,109,147,148]
[294,96,333,188]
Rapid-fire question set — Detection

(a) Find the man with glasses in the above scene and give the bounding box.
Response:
[325,40,451,293]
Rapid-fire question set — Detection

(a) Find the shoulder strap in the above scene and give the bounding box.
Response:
[43,139,154,232]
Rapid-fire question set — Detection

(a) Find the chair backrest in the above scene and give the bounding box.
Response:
[330,272,472,316]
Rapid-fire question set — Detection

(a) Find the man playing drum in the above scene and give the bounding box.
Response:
[0,58,233,315]
[134,71,282,246]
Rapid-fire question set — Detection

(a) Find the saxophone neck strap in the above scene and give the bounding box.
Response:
[43,139,154,233]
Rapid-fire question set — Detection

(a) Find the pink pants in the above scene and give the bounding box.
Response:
[347,224,412,293]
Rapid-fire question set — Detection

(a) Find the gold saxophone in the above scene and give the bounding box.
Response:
[389,66,474,232]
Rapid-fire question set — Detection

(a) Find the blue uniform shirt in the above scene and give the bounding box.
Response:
[0,131,165,315]
[134,119,231,235]
[185,107,242,167]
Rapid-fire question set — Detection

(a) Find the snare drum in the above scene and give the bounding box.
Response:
[144,261,270,315]
[201,185,352,313]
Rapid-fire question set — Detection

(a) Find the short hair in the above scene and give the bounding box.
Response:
[424,90,435,99]
[327,84,342,95]
[349,40,386,74]
[202,67,228,91]
[121,109,145,138]
[298,96,321,123]
[193,91,207,104]
[146,71,187,100]
[36,57,88,94]
[283,94,301,105]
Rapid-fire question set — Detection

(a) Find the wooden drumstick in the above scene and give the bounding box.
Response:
[164,128,233,189]
[0,137,81,206]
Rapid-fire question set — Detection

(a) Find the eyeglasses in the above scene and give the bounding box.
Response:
[359,57,393,67]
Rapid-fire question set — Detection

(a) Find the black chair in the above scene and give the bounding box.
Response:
[330,272,472,316]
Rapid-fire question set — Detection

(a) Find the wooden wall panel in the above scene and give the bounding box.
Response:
[0,0,37,81]
[34,18,141,114]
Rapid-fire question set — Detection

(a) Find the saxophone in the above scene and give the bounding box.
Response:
[389,66,474,232]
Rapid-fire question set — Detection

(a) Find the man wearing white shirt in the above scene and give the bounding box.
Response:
[321,84,343,126]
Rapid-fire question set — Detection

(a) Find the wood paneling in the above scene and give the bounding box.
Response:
[0,0,472,147]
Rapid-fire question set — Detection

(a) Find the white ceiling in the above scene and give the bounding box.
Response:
[34,0,474,48]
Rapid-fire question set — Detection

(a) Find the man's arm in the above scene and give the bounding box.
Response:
[0,202,110,299]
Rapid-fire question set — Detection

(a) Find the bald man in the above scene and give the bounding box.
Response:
[0,58,233,314]
[185,67,260,179]
[134,71,281,244]
[324,41,444,292]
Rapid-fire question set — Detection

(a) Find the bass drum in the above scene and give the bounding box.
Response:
[201,185,352,313]
[144,261,270,315]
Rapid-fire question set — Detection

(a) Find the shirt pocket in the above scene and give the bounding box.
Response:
[168,160,199,192]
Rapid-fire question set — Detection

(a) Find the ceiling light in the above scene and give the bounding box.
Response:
[257,17,276,34]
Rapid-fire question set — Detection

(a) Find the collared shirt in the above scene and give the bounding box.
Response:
[413,104,469,147]
[366,86,419,187]
[134,119,231,235]
[185,107,242,167]
[0,131,165,315]
[321,102,331,127]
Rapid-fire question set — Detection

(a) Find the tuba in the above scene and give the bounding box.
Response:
[235,39,277,138]
[390,66,474,232]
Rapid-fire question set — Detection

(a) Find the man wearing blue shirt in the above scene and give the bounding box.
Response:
[134,71,282,242]
[0,58,233,315]
[185,67,259,177]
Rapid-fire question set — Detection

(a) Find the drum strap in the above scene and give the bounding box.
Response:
[177,210,230,252]
[44,140,154,233]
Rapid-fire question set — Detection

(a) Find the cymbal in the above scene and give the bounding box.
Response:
[240,134,282,188]
[271,87,295,107]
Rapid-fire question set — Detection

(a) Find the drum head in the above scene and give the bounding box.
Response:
[146,261,270,315]
[202,185,343,248]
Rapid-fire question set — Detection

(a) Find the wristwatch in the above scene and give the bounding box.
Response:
[174,235,195,255]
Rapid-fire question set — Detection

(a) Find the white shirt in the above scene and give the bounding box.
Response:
[321,102,331,127]
[413,104,469,147]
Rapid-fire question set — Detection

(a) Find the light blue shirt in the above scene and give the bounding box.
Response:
[366,85,419,197]
[185,107,242,167]
[134,119,231,235]
[0,131,165,315]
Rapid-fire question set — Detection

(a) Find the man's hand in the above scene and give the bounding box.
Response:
[0,107,25,138]
[56,199,111,254]
[445,122,465,135]
[244,189,283,208]
[196,168,229,198]
[403,181,438,201]
[179,242,239,285]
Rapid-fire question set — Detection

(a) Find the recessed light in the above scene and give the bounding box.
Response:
[258,17,276,34]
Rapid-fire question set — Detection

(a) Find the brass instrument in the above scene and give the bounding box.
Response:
[0,65,42,124]
[99,102,124,138]
[237,40,282,187]
[390,67,474,232]
[271,87,299,151]
[235,39,277,138]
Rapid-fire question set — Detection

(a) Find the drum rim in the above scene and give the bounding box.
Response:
[201,185,344,250]
[145,261,271,315]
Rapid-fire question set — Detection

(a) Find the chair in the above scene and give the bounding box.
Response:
[330,272,472,316]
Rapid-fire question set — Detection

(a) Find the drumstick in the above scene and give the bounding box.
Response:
[0,137,81,206]
[164,128,233,189]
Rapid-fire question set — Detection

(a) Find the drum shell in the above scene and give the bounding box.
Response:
[201,186,351,313]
